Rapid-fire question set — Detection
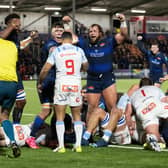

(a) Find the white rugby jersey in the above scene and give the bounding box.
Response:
[47,43,87,79]
[130,85,165,110]
[2,124,31,146]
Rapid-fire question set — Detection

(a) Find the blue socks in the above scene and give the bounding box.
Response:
[30,116,44,137]
[2,120,15,143]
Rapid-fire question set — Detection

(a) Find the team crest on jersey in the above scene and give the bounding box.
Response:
[156,57,161,60]
[100,42,105,47]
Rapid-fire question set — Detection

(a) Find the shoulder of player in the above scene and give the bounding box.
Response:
[45,39,59,48]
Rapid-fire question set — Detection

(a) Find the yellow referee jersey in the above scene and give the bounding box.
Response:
[0,38,18,82]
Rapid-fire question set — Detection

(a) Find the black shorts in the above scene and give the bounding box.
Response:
[86,72,116,93]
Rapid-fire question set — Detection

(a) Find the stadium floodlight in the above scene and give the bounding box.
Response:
[91,8,107,12]
[131,9,146,14]
[44,7,61,11]
[0,5,15,8]
[54,12,60,15]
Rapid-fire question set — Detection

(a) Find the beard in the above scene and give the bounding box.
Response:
[89,36,101,44]
[7,30,18,41]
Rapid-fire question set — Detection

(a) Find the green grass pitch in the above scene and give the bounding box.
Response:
[0,79,168,167]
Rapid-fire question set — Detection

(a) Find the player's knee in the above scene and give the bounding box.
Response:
[0,110,9,121]
[15,99,26,108]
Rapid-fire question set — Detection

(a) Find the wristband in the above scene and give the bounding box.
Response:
[120,21,127,28]
[64,23,71,30]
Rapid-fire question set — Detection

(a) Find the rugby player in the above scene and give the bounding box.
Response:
[77,13,128,125]
[127,78,168,151]
[137,36,168,87]
[37,31,88,153]
[0,38,21,157]
[0,13,38,124]
[26,22,65,149]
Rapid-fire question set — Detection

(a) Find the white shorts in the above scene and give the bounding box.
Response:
[136,100,168,129]
[2,124,31,146]
[54,77,82,106]
[110,126,131,145]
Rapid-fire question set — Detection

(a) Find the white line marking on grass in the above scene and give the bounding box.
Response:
[22,113,35,116]
[108,144,168,152]
[26,88,36,90]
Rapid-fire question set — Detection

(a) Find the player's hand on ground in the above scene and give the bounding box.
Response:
[116,13,125,22]
[128,120,136,136]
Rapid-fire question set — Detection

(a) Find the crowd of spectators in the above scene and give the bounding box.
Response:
[17,28,168,80]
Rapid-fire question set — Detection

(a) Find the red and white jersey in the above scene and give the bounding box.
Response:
[1,124,31,146]
[130,86,165,110]
[47,43,87,79]
[130,86,168,128]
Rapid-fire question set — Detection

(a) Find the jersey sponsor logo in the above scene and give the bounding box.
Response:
[151,59,160,65]
[141,102,156,114]
[62,85,78,92]
[60,52,77,57]
[164,105,168,109]
[15,125,25,140]
[90,52,104,57]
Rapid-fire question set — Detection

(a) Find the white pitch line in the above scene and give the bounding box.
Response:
[25,87,36,90]
[22,113,36,116]
[108,144,168,152]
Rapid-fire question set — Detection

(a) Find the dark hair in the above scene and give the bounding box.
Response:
[139,77,153,87]
[5,13,20,24]
[51,22,64,29]
[61,31,72,40]
[90,24,104,36]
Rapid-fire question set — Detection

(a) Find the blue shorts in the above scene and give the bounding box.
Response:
[150,73,163,84]
[0,81,17,110]
[86,72,116,93]
[38,77,55,104]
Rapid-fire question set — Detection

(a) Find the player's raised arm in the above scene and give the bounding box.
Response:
[62,15,78,44]
[115,13,128,44]
[137,35,148,55]
[20,30,39,50]
[116,13,128,36]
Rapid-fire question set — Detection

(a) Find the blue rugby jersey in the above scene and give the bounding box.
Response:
[78,36,117,74]
[41,38,60,83]
[138,41,168,76]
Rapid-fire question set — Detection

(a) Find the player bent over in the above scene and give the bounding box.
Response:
[127,78,168,152]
